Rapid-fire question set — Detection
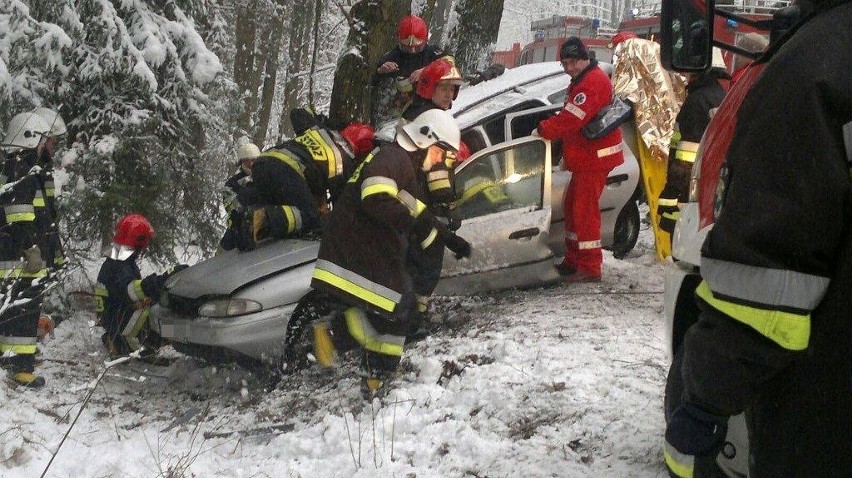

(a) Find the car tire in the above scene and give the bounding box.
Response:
[281,291,331,374]
[610,200,640,259]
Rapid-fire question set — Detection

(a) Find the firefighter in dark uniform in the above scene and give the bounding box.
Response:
[223,121,375,251]
[0,112,52,387]
[400,58,465,335]
[663,0,852,476]
[373,15,451,120]
[657,50,728,235]
[95,214,182,362]
[30,107,67,274]
[310,109,472,399]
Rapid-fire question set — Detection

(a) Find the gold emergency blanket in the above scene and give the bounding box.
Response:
[612,39,686,162]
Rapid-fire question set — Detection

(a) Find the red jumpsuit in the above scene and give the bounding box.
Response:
[539,61,624,276]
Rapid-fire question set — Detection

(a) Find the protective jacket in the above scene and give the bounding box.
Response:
[95,253,168,355]
[311,143,439,317]
[539,60,624,276]
[668,2,852,476]
[0,148,46,372]
[539,59,624,173]
[658,71,726,234]
[374,45,447,91]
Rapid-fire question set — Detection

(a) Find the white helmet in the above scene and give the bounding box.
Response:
[30,107,67,137]
[396,109,460,152]
[2,112,50,150]
[236,142,260,162]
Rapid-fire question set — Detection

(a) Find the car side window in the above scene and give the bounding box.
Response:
[455,140,546,220]
[461,129,488,154]
[547,89,567,104]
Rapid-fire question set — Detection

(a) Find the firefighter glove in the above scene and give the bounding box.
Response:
[22,245,46,274]
[664,402,728,478]
[443,232,472,259]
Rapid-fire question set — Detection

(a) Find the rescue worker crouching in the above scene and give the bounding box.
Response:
[221,119,375,252]
[95,214,185,364]
[309,109,472,400]
[219,142,260,251]
[0,111,53,387]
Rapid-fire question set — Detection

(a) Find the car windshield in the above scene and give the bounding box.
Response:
[455,140,546,220]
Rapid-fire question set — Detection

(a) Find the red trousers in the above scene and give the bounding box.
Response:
[563,171,608,275]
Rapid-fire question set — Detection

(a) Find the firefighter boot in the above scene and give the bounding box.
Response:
[312,322,338,367]
[13,371,46,388]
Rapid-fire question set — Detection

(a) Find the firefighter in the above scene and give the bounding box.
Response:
[400,59,465,334]
[0,112,53,387]
[223,121,375,251]
[30,107,67,274]
[402,57,463,119]
[219,142,259,251]
[538,37,625,283]
[657,48,728,236]
[95,214,182,363]
[730,33,768,87]
[373,15,451,117]
[663,0,852,476]
[310,109,472,399]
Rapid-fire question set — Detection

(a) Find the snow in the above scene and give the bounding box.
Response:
[0,226,671,477]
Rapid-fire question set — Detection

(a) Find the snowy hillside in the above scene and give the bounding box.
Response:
[0,228,670,477]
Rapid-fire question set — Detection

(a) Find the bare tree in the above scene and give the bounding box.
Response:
[445,0,505,76]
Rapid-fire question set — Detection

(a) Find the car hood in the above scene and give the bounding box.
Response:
[165,239,320,299]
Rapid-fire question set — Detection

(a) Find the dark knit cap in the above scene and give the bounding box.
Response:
[560,37,589,60]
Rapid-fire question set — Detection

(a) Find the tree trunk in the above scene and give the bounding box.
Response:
[233,0,259,139]
[445,0,505,76]
[254,2,290,146]
[328,0,409,127]
[425,0,454,46]
[279,0,317,137]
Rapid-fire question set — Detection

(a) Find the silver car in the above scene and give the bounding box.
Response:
[150,62,642,364]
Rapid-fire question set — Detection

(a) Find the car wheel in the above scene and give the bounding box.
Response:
[610,200,640,259]
[280,291,331,374]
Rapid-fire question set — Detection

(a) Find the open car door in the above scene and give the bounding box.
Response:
[436,136,559,295]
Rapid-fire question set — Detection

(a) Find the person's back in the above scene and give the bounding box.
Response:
[664,1,852,476]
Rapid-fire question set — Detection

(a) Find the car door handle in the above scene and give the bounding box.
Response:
[509,227,540,240]
[606,174,629,186]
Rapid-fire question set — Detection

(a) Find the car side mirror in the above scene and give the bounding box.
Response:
[661,0,714,72]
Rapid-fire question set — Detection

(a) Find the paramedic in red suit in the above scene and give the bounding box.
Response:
[538,37,624,283]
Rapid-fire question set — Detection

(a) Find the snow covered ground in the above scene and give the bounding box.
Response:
[1,226,671,478]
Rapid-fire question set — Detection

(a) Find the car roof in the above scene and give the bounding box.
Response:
[450,62,568,130]
[375,61,569,141]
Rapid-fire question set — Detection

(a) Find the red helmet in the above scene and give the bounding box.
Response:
[340,122,376,158]
[416,58,463,100]
[608,31,638,49]
[114,214,154,250]
[457,140,471,162]
[397,15,428,47]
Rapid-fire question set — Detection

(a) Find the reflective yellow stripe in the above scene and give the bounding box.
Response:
[127,279,146,302]
[281,206,297,233]
[678,140,700,152]
[428,178,452,192]
[296,128,344,179]
[312,268,397,313]
[122,309,149,351]
[658,197,679,207]
[33,191,45,207]
[261,151,306,179]
[362,183,398,199]
[597,144,623,158]
[0,344,38,355]
[662,211,680,221]
[95,283,108,313]
[0,265,48,279]
[458,180,492,205]
[344,308,404,357]
[663,443,694,478]
[696,281,810,350]
[675,149,698,163]
[420,228,438,249]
